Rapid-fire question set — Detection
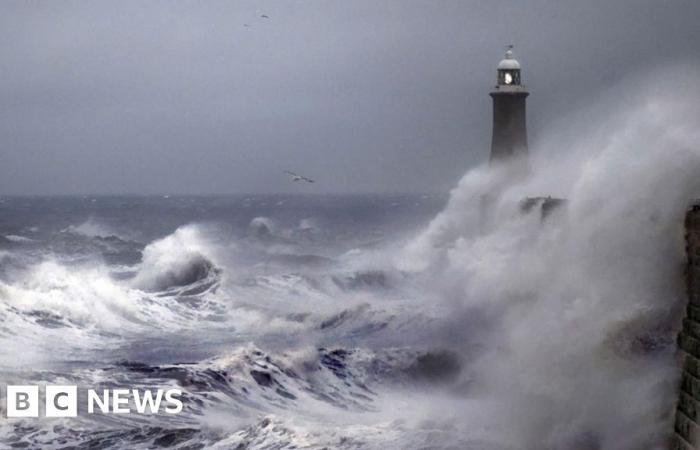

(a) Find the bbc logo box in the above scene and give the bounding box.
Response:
[6,385,77,418]
[3,385,183,417]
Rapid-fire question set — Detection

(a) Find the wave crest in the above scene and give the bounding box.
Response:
[132,225,221,292]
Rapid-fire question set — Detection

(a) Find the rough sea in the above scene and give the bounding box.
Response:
[0,194,485,450]
[1,67,699,450]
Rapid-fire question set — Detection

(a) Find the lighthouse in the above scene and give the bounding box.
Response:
[489,46,529,166]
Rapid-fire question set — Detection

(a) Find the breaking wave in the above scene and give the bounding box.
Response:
[132,225,221,292]
[397,65,700,449]
[0,67,699,449]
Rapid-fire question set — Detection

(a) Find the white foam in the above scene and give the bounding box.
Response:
[398,65,700,449]
[131,224,221,291]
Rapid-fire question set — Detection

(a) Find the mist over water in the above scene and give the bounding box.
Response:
[401,65,700,449]
[0,67,698,449]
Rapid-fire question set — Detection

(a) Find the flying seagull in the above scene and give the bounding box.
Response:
[244,14,269,28]
[285,171,315,183]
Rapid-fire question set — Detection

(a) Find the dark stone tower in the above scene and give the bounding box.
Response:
[489,46,529,165]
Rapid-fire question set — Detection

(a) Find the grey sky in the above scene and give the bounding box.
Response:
[1,0,698,195]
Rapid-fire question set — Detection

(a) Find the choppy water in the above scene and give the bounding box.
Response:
[0,194,486,450]
[1,68,699,450]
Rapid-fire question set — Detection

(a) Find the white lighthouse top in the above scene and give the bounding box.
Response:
[497,47,521,70]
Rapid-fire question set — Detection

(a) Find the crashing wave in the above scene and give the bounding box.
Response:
[396,67,700,449]
[132,225,221,292]
[0,345,468,449]
[109,345,464,419]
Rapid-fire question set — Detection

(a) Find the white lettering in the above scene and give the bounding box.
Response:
[87,389,110,414]
[164,389,183,414]
[112,389,130,414]
[133,389,163,414]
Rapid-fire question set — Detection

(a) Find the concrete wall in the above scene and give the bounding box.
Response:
[673,204,700,449]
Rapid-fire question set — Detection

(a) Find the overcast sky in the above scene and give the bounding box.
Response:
[0,0,698,195]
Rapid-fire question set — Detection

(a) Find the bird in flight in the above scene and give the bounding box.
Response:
[244,14,270,27]
[285,171,315,183]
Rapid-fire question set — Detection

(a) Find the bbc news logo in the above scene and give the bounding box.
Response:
[4,386,183,417]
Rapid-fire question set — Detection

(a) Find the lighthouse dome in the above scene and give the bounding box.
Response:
[497,49,521,70]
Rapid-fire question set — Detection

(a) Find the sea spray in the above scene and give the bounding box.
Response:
[399,66,700,449]
[132,224,221,292]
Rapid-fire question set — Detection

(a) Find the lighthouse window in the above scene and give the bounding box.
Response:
[504,72,513,85]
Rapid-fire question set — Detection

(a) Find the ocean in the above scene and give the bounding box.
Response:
[0,76,698,448]
[0,194,493,449]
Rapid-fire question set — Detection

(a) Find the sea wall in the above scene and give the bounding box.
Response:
[673,204,700,449]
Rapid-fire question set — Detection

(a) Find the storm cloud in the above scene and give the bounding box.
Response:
[0,0,698,195]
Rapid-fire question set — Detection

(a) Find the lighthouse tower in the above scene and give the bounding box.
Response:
[489,46,529,166]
